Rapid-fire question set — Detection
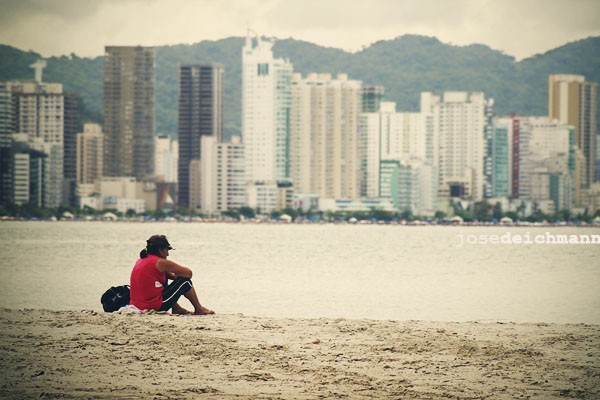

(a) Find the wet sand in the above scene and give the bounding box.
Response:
[0,309,598,399]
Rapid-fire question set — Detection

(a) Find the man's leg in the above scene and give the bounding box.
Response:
[161,277,214,315]
[183,286,214,315]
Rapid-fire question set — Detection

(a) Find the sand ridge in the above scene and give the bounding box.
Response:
[0,309,598,399]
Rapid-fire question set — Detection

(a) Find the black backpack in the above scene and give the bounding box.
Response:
[100,285,130,312]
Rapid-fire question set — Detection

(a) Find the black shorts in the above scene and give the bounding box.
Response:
[159,277,193,311]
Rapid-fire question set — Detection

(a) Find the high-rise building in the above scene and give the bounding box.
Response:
[379,159,436,215]
[76,123,104,186]
[103,46,155,180]
[483,100,495,198]
[421,92,491,201]
[361,85,384,113]
[198,135,245,214]
[491,118,510,198]
[242,32,292,183]
[0,82,13,206]
[177,64,224,208]
[10,80,65,208]
[358,102,434,199]
[509,114,524,198]
[289,72,361,199]
[62,92,80,207]
[549,74,597,194]
[527,117,575,212]
[155,134,178,184]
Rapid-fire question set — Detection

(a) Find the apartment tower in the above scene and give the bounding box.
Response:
[549,74,597,195]
[177,64,224,208]
[242,32,292,183]
[103,46,155,180]
[10,80,65,208]
[421,92,491,200]
[289,73,361,199]
[76,123,104,199]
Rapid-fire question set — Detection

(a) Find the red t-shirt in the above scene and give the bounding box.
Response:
[130,255,166,311]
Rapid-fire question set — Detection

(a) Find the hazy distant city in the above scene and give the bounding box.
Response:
[0,32,599,223]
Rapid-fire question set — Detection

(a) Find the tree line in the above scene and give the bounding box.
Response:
[2,201,598,223]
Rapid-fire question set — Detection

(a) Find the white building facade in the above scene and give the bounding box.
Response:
[242,32,292,183]
[290,72,362,199]
[155,134,178,183]
[527,117,574,211]
[358,101,436,214]
[421,91,490,201]
[198,135,246,214]
[76,123,103,200]
[9,81,65,208]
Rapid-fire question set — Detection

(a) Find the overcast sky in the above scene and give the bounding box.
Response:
[1,0,598,60]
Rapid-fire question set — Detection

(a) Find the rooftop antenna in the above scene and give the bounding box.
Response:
[30,59,47,83]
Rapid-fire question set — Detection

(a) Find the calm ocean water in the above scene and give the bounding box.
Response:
[0,221,598,324]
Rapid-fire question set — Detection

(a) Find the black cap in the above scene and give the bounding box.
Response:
[146,235,174,250]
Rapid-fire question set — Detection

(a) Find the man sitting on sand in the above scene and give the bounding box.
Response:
[130,234,214,315]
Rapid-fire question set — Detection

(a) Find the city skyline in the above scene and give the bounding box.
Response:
[0,0,598,61]
[1,29,598,216]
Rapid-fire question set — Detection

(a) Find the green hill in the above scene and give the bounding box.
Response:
[1,35,598,138]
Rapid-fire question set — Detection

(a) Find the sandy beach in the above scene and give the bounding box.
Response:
[0,309,598,399]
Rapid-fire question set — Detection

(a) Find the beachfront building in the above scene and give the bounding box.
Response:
[549,74,597,197]
[527,117,575,212]
[289,72,362,199]
[490,118,511,198]
[196,135,245,214]
[246,180,277,213]
[177,64,224,208]
[421,91,490,201]
[242,32,292,184]
[293,193,319,214]
[0,82,14,206]
[8,78,65,208]
[358,102,434,200]
[1,63,80,208]
[188,159,202,210]
[94,177,157,214]
[242,33,292,212]
[319,197,395,213]
[379,159,437,216]
[61,91,80,207]
[76,123,104,200]
[506,114,534,200]
[6,134,45,206]
[483,99,496,198]
[155,134,178,184]
[103,46,155,180]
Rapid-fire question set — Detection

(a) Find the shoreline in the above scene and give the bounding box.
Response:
[1,309,598,399]
[2,218,600,228]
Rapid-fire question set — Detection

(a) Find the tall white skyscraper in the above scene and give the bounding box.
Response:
[421,92,491,200]
[242,32,292,183]
[289,72,361,199]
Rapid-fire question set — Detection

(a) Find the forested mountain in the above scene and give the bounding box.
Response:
[1,35,598,138]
